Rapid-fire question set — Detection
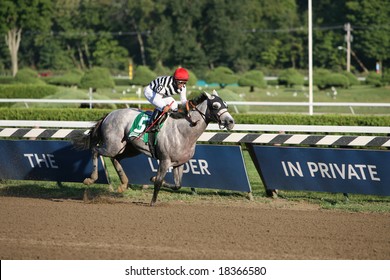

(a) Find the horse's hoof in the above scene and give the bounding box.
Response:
[117,184,129,193]
[83,189,90,202]
[83,178,94,185]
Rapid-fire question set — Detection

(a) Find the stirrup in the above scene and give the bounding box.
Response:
[147,110,161,132]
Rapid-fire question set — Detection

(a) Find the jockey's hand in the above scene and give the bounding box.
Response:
[162,105,171,113]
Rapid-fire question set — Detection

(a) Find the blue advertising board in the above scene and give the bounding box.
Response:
[249,146,390,196]
[0,140,108,184]
[120,144,251,192]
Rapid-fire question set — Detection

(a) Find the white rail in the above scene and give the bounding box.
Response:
[0,120,389,134]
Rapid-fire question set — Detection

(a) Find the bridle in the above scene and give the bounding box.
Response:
[185,97,230,129]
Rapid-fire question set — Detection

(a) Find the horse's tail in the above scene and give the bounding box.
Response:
[71,115,107,150]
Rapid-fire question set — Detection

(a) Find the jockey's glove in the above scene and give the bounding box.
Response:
[162,105,171,113]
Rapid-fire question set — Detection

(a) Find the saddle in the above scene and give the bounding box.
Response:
[127,111,168,159]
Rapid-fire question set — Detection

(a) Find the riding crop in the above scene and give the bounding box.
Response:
[135,101,174,140]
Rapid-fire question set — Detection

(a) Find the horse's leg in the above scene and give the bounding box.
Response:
[150,161,170,206]
[111,157,129,193]
[83,150,99,185]
[172,165,184,191]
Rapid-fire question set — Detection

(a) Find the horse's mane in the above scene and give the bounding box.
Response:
[191,92,208,106]
[170,92,208,119]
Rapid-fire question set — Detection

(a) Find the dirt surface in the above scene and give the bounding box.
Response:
[0,196,389,260]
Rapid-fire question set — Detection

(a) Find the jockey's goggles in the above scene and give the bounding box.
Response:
[176,80,187,85]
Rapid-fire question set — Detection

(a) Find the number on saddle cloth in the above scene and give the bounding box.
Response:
[128,111,153,141]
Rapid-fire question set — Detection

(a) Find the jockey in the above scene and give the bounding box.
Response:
[144,67,189,132]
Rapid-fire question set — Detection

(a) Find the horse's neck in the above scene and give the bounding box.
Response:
[167,101,208,141]
[187,101,208,131]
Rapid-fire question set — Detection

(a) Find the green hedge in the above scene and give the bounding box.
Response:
[14,68,45,85]
[0,85,59,107]
[46,69,84,87]
[79,67,115,89]
[234,113,390,127]
[1,108,389,127]
[0,84,58,99]
[278,68,305,87]
[0,108,111,121]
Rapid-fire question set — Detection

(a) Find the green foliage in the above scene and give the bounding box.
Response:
[217,89,249,113]
[113,78,131,86]
[365,72,382,87]
[79,67,115,89]
[314,69,350,89]
[342,71,359,87]
[10,87,116,110]
[131,66,156,86]
[46,69,84,87]
[153,62,171,76]
[233,113,390,127]
[0,108,112,121]
[322,73,350,89]
[1,1,390,77]
[382,69,390,86]
[205,67,238,88]
[346,0,390,63]
[278,68,304,87]
[38,40,75,70]
[93,38,129,70]
[0,84,58,106]
[0,76,15,84]
[238,70,266,92]
[14,68,45,85]
[187,69,198,87]
[313,68,332,89]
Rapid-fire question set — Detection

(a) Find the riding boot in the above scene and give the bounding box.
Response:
[147,109,161,158]
[147,110,168,159]
[148,109,162,132]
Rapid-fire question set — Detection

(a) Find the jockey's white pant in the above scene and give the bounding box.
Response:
[144,86,178,112]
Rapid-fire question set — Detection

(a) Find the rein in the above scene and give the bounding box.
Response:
[185,100,201,126]
[185,99,227,128]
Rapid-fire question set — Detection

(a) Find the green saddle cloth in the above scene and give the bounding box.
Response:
[128,112,150,143]
[128,112,163,144]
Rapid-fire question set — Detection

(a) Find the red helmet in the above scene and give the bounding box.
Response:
[173,67,189,81]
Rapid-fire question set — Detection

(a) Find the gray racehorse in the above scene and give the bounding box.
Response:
[72,90,235,206]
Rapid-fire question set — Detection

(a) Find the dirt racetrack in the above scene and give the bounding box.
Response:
[0,195,389,260]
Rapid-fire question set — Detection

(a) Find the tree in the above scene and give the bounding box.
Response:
[238,70,266,92]
[278,68,305,87]
[206,66,238,88]
[108,0,159,66]
[165,0,207,70]
[346,0,390,72]
[0,0,52,76]
[199,0,248,69]
[93,37,129,70]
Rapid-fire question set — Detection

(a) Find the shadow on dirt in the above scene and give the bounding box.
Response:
[0,181,113,201]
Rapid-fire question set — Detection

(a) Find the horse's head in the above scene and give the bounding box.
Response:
[191,90,235,130]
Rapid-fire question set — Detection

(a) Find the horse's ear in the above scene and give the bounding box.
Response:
[212,89,219,96]
[203,91,212,99]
